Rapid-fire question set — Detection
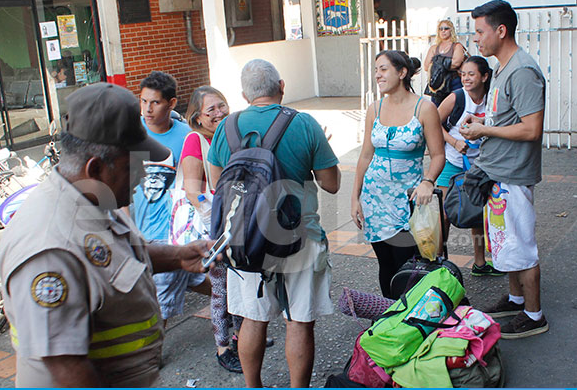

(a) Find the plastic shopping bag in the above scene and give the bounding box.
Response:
[409,203,440,261]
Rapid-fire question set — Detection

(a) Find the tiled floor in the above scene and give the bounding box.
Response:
[0,352,15,382]
[327,228,483,268]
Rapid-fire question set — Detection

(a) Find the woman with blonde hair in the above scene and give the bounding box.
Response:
[424,19,466,106]
[181,86,244,373]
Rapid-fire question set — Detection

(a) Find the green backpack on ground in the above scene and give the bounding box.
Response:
[360,267,465,369]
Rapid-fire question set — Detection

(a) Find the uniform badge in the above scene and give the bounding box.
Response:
[84,234,111,267]
[31,272,68,308]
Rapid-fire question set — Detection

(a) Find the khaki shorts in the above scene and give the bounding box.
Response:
[227,239,333,323]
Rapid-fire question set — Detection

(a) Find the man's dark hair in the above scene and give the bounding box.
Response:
[472,0,517,38]
[140,71,177,101]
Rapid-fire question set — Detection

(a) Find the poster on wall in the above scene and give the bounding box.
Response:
[39,21,58,38]
[316,0,361,36]
[73,61,88,84]
[46,39,62,61]
[458,0,576,11]
[57,15,79,48]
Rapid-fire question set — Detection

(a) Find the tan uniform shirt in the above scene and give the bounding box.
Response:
[0,170,164,387]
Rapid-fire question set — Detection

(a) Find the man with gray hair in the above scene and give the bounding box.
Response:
[0,83,218,387]
[208,59,341,387]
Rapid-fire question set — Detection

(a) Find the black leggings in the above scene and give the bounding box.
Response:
[371,236,418,298]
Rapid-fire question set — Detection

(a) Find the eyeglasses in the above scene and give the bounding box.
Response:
[203,103,229,117]
[439,27,451,31]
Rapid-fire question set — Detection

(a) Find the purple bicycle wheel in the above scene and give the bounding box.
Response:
[0,184,38,225]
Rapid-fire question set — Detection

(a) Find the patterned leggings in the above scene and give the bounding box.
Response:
[209,261,243,347]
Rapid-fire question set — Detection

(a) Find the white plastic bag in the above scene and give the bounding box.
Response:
[409,203,441,261]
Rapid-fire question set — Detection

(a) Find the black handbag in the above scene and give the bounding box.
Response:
[463,163,495,207]
[444,171,484,228]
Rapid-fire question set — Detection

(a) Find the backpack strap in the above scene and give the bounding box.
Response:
[368,286,461,337]
[224,111,243,154]
[444,88,466,131]
[447,88,466,127]
[462,141,480,170]
[256,272,292,322]
[261,106,298,151]
[174,131,212,192]
[275,273,292,322]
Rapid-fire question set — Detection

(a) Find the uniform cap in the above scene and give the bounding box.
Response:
[64,83,169,162]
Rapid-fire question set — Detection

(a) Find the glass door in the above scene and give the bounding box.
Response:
[0,2,50,148]
[35,0,106,125]
[0,0,105,149]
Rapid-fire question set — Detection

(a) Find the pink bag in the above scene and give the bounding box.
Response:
[439,305,501,369]
[347,331,393,388]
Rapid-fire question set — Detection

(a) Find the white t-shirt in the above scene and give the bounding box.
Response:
[445,89,485,168]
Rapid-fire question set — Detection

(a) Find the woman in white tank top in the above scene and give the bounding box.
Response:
[436,56,505,277]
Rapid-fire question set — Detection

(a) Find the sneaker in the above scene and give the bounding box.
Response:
[501,312,549,339]
[484,295,524,318]
[216,349,243,373]
[471,263,506,277]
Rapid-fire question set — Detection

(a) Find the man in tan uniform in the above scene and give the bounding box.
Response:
[0,83,218,387]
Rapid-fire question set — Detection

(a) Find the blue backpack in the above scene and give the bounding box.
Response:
[211,106,306,274]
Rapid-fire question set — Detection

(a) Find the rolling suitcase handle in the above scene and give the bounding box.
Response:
[407,187,448,261]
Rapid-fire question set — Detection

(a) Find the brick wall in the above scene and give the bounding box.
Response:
[119,0,209,112]
[232,0,276,46]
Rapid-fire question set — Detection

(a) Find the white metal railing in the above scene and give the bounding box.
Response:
[360,9,577,149]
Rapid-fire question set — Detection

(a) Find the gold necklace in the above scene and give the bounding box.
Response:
[439,42,452,54]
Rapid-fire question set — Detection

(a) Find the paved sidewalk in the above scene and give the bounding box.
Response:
[0,97,576,387]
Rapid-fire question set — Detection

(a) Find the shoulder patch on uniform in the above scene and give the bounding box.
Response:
[84,234,111,267]
[31,272,68,308]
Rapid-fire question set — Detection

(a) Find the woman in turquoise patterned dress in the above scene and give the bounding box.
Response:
[351,50,445,297]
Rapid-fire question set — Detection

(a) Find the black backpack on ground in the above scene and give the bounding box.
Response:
[210,106,306,319]
[324,372,366,388]
[389,188,464,300]
[443,88,466,131]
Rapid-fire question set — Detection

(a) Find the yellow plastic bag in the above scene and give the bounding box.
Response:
[409,203,440,261]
